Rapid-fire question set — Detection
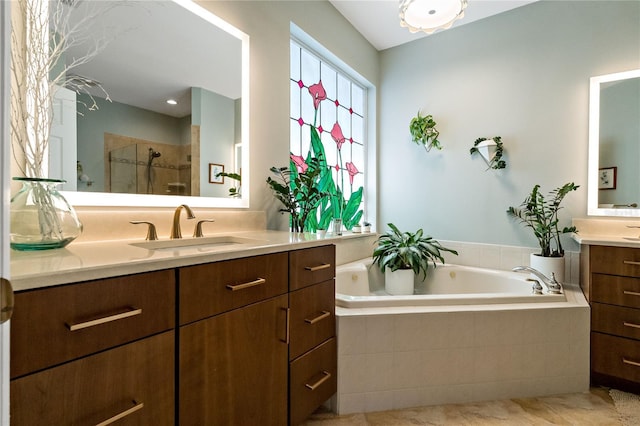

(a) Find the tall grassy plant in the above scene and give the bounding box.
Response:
[506,182,579,257]
[372,223,458,279]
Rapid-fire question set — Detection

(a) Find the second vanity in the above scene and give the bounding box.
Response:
[575,219,640,394]
[8,230,365,425]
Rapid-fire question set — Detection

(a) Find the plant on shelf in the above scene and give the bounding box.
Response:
[507,183,579,257]
[267,157,327,233]
[409,111,441,152]
[470,136,506,170]
[372,223,458,295]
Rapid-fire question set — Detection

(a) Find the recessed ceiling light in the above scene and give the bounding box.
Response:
[166,99,178,105]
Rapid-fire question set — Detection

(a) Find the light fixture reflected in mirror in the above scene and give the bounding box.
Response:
[399,0,467,34]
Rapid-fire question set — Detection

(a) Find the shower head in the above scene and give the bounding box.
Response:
[148,148,161,158]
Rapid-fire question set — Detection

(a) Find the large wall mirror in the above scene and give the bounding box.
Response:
[588,68,640,217]
[51,0,249,208]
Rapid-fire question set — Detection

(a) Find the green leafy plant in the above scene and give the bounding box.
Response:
[215,171,241,197]
[409,111,441,152]
[506,182,579,257]
[267,157,327,232]
[470,136,506,170]
[372,223,458,279]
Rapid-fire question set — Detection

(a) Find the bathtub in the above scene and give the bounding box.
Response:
[335,258,566,308]
[332,257,590,415]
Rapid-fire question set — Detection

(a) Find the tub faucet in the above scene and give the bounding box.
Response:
[171,204,196,239]
[512,266,562,294]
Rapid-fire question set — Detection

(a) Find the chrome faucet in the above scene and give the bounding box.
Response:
[170,204,196,239]
[512,266,562,294]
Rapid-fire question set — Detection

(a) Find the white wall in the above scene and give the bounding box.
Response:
[378,1,639,251]
[195,0,380,229]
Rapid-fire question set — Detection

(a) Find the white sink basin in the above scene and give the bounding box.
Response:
[130,235,266,251]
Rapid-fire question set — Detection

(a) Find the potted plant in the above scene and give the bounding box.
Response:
[266,157,327,233]
[506,182,579,282]
[409,111,441,152]
[470,136,506,170]
[352,223,362,233]
[372,223,458,295]
[363,221,371,233]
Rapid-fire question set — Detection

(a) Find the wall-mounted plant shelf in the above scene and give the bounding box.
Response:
[470,136,506,170]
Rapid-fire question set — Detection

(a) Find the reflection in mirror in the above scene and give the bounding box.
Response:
[54,0,249,208]
[588,69,640,217]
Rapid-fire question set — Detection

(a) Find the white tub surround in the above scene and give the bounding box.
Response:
[333,259,590,415]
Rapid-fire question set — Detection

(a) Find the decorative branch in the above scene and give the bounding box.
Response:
[10,0,115,178]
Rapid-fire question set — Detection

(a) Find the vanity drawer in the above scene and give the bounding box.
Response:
[290,337,337,426]
[590,245,640,278]
[289,279,336,360]
[11,270,175,378]
[591,274,640,308]
[592,332,640,383]
[592,302,640,340]
[179,252,288,324]
[11,331,174,426]
[289,245,336,291]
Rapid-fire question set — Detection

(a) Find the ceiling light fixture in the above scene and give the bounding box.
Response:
[166,99,178,105]
[399,0,468,34]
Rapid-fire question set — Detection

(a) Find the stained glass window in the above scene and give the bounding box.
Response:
[290,39,366,231]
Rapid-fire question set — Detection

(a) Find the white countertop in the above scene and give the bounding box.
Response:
[11,230,365,291]
[571,218,640,248]
[572,233,640,248]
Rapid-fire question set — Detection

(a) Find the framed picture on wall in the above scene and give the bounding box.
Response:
[598,166,617,190]
[209,163,224,184]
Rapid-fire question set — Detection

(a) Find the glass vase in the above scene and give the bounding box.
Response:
[10,177,83,251]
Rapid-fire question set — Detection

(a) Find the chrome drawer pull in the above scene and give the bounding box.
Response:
[95,400,144,426]
[305,371,331,391]
[304,264,331,272]
[623,290,640,297]
[623,358,640,368]
[226,277,266,291]
[305,310,331,325]
[623,260,640,266]
[624,321,640,329]
[66,307,142,331]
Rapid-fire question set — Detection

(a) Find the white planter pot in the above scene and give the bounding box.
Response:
[385,269,414,295]
[530,253,565,283]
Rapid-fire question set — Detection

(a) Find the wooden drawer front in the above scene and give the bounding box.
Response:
[11,331,174,426]
[180,295,289,426]
[591,274,640,308]
[179,252,288,324]
[11,270,175,378]
[591,245,640,277]
[290,337,337,426]
[592,332,640,383]
[289,279,336,360]
[592,302,640,340]
[289,245,336,291]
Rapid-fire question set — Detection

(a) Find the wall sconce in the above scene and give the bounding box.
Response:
[399,0,468,34]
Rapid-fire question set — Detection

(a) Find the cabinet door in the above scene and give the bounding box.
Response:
[180,294,289,425]
[11,331,174,426]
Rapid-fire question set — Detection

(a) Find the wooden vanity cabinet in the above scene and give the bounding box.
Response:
[289,246,337,426]
[178,253,290,425]
[585,245,640,392]
[10,270,176,425]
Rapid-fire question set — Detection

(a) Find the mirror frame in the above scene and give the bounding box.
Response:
[587,68,640,217]
[61,0,250,208]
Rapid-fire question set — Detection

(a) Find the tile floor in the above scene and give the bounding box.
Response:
[303,387,625,425]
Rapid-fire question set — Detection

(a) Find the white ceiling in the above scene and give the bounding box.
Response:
[329,0,538,51]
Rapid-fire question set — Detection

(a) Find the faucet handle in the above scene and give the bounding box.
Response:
[193,219,215,238]
[130,221,159,241]
[526,278,543,295]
